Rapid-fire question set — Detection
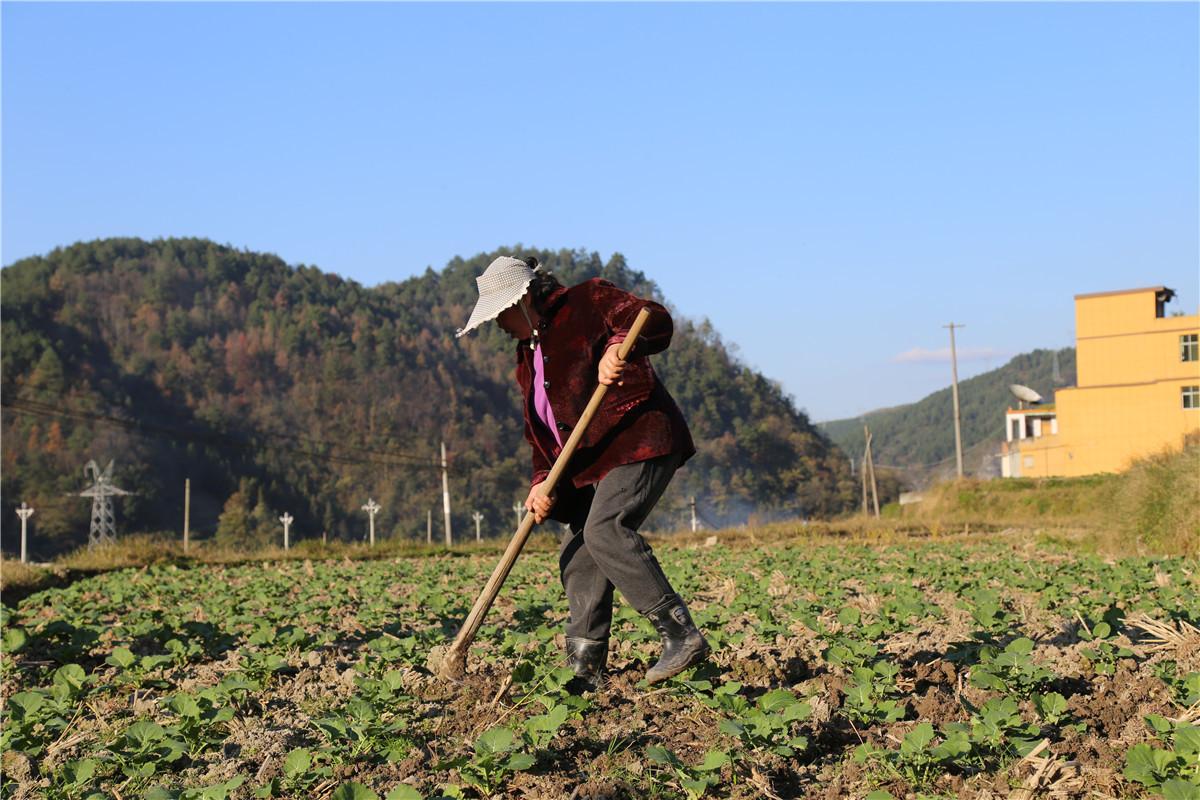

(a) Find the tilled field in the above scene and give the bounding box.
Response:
[2,533,1198,799]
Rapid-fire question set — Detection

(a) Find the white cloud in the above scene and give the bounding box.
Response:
[891,346,1010,364]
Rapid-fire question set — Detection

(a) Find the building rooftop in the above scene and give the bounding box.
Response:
[1074,286,1172,301]
[1006,404,1057,415]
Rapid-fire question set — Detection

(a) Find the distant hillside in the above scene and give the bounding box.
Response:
[820,348,1076,482]
[1,238,856,556]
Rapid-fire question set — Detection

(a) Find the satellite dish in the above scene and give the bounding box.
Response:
[1009,384,1043,405]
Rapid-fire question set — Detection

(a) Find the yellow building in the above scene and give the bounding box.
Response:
[1002,286,1200,478]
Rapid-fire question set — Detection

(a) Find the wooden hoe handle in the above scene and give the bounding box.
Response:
[441,307,654,674]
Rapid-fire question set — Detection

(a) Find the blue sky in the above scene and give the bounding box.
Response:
[4,2,1197,421]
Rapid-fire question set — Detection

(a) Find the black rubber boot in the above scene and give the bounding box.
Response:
[565,636,607,693]
[644,594,710,684]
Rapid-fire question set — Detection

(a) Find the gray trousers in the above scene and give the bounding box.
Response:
[558,452,682,642]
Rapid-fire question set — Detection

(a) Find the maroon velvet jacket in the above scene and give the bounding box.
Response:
[515,278,695,495]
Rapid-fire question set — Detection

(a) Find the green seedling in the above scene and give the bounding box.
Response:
[844,660,908,726]
[436,727,535,797]
[854,722,971,791]
[751,605,789,640]
[1,691,52,756]
[945,696,1042,765]
[823,638,881,672]
[1032,692,1069,726]
[3,624,28,654]
[948,590,1019,664]
[1154,662,1200,709]
[145,775,246,800]
[204,673,257,709]
[163,637,203,666]
[880,588,941,632]
[50,758,103,800]
[322,782,424,800]
[522,701,571,749]
[1123,716,1200,793]
[313,697,413,762]
[821,607,887,671]
[1079,620,1134,676]
[969,591,1019,637]
[104,645,173,688]
[254,748,336,798]
[162,691,235,758]
[645,746,728,800]
[717,688,811,757]
[968,638,1055,698]
[239,648,293,687]
[112,720,187,779]
[360,632,428,674]
[689,679,752,718]
[1177,673,1200,708]
[354,669,411,708]
[0,667,85,758]
[247,623,313,651]
[509,647,590,714]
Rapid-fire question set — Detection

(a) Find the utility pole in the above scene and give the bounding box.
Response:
[472,511,483,542]
[361,498,381,548]
[513,502,523,530]
[441,441,452,546]
[280,513,293,550]
[861,442,869,515]
[183,479,191,554]
[17,503,34,563]
[864,426,880,518]
[426,509,432,545]
[944,322,965,479]
[690,496,698,532]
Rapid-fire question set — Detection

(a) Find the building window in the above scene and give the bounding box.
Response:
[1184,386,1200,410]
[1182,334,1199,362]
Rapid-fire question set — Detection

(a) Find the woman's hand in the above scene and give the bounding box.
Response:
[525,483,556,524]
[598,343,626,386]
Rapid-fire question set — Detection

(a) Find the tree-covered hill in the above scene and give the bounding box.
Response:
[819,348,1076,483]
[2,238,856,556]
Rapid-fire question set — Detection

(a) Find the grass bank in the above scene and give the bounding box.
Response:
[896,440,1199,557]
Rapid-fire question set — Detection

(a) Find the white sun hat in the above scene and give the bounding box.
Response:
[455,256,537,338]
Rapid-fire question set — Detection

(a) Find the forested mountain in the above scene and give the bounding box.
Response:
[2,238,856,556]
[819,348,1076,483]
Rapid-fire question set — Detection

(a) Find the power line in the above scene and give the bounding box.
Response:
[2,393,460,472]
[869,452,960,471]
[869,436,1002,472]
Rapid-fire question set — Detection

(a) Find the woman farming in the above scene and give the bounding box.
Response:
[456,255,710,691]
